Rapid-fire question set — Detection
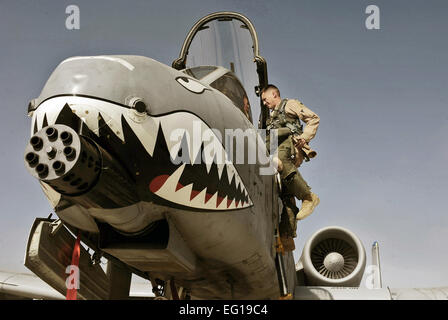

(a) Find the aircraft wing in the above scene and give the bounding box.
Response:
[0,271,64,300]
[292,226,448,300]
[389,287,448,300]
[0,271,154,300]
[293,286,448,300]
[3,269,447,300]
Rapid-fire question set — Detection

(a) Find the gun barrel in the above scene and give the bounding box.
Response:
[24,124,138,208]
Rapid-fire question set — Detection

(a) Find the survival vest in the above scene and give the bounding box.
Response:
[266,99,303,144]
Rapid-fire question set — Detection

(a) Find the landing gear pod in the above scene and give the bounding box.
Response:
[24,218,111,300]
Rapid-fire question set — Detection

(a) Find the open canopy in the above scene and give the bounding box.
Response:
[172,11,269,128]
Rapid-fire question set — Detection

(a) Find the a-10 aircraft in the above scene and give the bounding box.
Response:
[3,11,446,300]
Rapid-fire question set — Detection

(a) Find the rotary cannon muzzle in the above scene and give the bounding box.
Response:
[63,146,76,161]
[30,136,43,151]
[60,131,73,145]
[52,161,65,176]
[25,124,100,195]
[45,127,58,141]
[36,163,49,179]
[25,152,39,167]
[24,124,137,208]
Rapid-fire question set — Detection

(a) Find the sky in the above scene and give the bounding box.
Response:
[0,0,447,290]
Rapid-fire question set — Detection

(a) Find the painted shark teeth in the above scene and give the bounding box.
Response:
[151,160,253,210]
[32,96,253,211]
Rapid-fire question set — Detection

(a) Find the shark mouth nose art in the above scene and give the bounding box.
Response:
[149,158,251,210]
[146,121,253,211]
[30,96,253,211]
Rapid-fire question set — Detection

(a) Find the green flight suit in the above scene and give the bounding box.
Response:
[267,99,313,239]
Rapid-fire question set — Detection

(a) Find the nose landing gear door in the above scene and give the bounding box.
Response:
[172,11,269,129]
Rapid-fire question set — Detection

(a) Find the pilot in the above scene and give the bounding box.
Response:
[242,95,251,120]
[262,85,320,246]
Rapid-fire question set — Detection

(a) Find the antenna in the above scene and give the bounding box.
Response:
[371,241,383,288]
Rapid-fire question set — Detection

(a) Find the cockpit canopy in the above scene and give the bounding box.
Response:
[172,12,268,128]
[183,66,252,122]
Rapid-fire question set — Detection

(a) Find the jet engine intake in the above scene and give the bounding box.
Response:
[299,226,366,287]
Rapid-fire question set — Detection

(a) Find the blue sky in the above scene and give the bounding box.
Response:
[0,0,447,289]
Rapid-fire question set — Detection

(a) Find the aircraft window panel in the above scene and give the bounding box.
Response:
[184,19,258,124]
[183,66,218,80]
[210,73,252,122]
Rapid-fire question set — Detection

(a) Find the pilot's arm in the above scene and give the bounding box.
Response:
[285,99,320,143]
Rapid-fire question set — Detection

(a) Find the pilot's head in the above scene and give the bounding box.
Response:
[261,85,281,110]
[243,96,250,111]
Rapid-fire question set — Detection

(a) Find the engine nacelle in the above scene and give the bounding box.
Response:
[298,226,366,287]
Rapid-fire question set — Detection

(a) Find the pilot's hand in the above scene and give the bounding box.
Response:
[293,136,306,149]
[272,156,283,173]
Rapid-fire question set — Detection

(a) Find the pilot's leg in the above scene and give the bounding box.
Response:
[283,196,298,238]
[291,172,319,220]
[279,196,298,251]
[279,142,319,221]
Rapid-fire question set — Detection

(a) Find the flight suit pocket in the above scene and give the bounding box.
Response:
[278,140,296,181]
